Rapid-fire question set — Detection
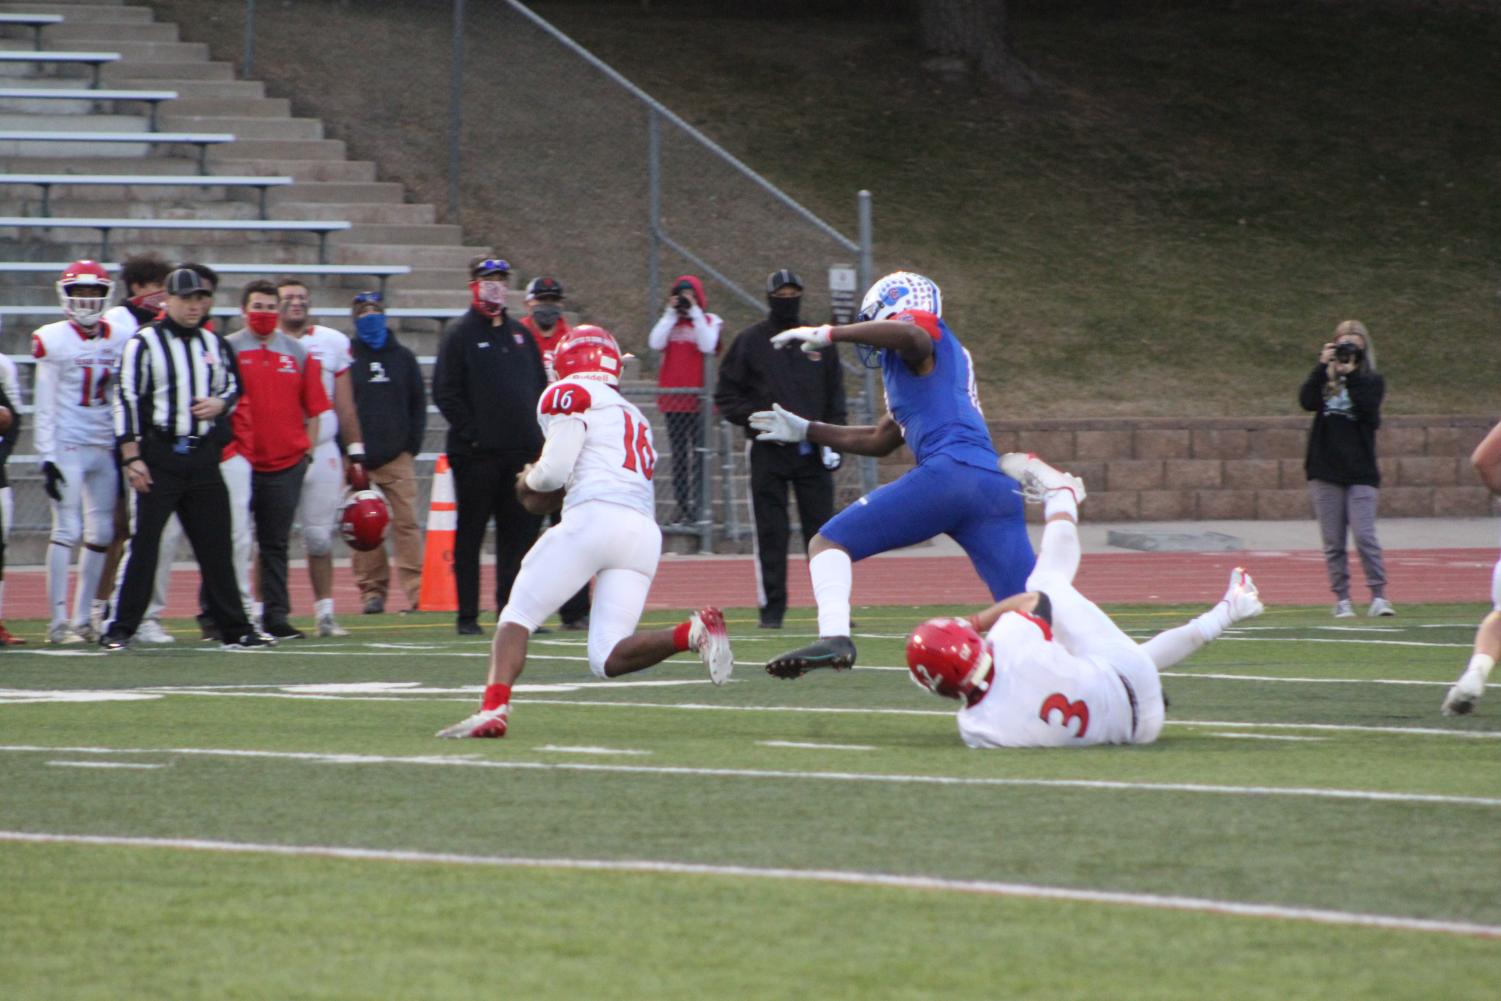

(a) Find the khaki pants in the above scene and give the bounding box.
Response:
[352,452,423,608]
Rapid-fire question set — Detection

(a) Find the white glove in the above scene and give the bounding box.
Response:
[749,403,810,444]
[769,324,834,354]
[821,446,842,471]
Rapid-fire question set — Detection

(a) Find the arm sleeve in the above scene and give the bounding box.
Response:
[1298,364,1328,412]
[524,417,587,492]
[406,350,427,457]
[825,344,848,425]
[712,336,757,427]
[1344,371,1385,427]
[431,327,475,443]
[692,309,722,354]
[647,310,677,351]
[113,335,145,445]
[303,356,332,417]
[32,356,57,463]
[217,338,241,412]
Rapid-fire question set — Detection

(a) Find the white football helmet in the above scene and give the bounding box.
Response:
[56,260,114,327]
[858,271,942,323]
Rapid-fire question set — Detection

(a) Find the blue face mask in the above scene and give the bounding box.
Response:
[355,312,388,350]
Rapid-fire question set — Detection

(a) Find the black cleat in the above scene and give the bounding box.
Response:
[766,635,857,679]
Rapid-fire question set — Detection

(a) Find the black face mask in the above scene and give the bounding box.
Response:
[531,305,563,331]
[768,295,801,325]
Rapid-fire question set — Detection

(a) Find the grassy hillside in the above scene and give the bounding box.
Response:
[152,0,1500,418]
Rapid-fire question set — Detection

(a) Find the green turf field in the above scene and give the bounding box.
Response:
[3,603,1499,999]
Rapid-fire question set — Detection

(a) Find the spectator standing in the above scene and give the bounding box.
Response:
[102,268,263,650]
[346,292,427,615]
[1299,319,1393,619]
[648,274,721,524]
[230,280,332,640]
[0,347,23,645]
[716,269,846,629]
[433,257,547,636]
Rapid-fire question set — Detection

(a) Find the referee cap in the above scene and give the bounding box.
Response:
[766,269,803,294]
[165,268,211,297]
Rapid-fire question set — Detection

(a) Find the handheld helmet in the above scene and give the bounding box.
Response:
[905,617,992,702]
[553,324,624,386]
[339,490,390,552]
[57,260,114,327]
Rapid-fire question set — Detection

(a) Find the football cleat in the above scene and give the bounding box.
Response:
[437,704,510,739]
[72,622,98,644]
[0,621,27,645]
[1221,567,1264,623]
[99,630,131,652]
[766,635,857,680]
[222,632,272,651]
[47,621,86,645]
[265,621,306,640]
[999,452,1087,504]
[689,606,733,686]
[134,620,177,645]
[316,614,349,638]
[1441,666,1489,717]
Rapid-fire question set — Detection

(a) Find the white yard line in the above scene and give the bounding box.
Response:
[534,745,653,756]
[1158,672,1450,687]
[759,740,877,751]
[1202,733,1329,742]
[0,830,1494,940]
[44,760,166,769]
[3,744,1498,807]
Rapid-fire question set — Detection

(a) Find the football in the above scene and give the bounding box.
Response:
[515,465,564,516]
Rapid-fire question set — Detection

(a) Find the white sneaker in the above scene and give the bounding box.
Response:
[73,622,98,644]
[1442,666,1487,716]
[47,621,85,645]
[999,452,1087,504]
[1222,567,1264,623]
[1368,597,1396,617]
[1333,599,1356,619]
[316,614,349,638]
[436,704,510,738]
[135,619,177,645]
[689,606,734,686]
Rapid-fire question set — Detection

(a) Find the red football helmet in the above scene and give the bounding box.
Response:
[56,260,114,327]
[339,489,390,552]
[905,617,993,701]
[552,324,624,386]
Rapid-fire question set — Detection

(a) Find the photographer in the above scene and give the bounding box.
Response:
[1299,319,1393,618]
[648,274,721,523]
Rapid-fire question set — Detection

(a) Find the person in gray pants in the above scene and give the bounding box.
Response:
[1299,319,1393,618]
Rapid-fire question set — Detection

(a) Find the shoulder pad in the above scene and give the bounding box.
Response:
[540,382,592,416]
[892,309,942,340]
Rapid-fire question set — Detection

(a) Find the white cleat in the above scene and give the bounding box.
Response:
[134,619,177,645]
[316,614,349,638]
[1222,567,1264,623]
[47,621,86,645]
[689,606,734,686]
[1441,666,1487,717]
[999,452,1087,504]
[72,622,98,644]
[436,704,510,739]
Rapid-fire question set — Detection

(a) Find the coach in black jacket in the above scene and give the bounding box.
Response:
[432,258,547,635]
[715,269,847,629]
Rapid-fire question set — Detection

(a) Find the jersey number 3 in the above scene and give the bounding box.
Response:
[1038,693,1089,738]
[620,412,656,480]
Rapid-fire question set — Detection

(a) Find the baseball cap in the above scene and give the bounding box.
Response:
[525,276,564,300]
[766,268,803,294]
[469,256,511,279]
[351,290,384,313]
[165,268,211,297]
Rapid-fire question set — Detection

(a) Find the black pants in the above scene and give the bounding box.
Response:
[749,441,835,626]
[664,411,702,520]
[450,451,542,624]
[250,458,307,629]
[114,438,251,640]
[549,508,591,625]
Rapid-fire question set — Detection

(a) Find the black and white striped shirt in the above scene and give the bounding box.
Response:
[112,317,240,444]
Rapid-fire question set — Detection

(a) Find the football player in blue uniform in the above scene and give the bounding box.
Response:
[750,271,1036,677]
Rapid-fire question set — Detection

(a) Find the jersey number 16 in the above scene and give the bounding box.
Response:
[620,412,656,480]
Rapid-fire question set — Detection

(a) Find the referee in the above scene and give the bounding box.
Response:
[101,267,265,650]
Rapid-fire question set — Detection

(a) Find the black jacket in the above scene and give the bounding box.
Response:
[0,378,20,490]
[715,315,847,440]
[350,331,427,470]
[433,308,546,458]
[1300,364,1385,486]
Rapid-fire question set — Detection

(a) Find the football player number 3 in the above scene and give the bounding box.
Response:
[620,413,656,480]
[79,366,110,407]
[1038,692,1089,738]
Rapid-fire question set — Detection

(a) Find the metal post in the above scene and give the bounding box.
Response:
[857,190,879,494]
[243,0,255,78]
[857,190,874,295]
[696,354,716,553]
[647,109,662,323]
[447,0,466,223]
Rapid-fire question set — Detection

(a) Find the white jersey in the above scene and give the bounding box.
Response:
[297,324,352,444]
[31,318,130,458]
[100,303,144,341]
[956,611,1140,749]
[537,377,656,519]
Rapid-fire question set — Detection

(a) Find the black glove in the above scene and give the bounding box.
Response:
[41,460,64,502]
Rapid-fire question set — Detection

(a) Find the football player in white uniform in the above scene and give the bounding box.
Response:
[32,261,131,644]
[439,325,733,739]
[1441,418,1501,715]
[904,453,1264,748]
[276,279,366,638]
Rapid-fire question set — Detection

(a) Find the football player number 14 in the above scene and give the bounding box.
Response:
[80,366,110,407]
[620,412,656,480]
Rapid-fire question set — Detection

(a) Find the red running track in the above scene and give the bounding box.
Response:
[3,547,1494,624]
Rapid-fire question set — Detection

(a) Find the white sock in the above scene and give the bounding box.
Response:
[252,601,265,624]
[1141,604,1232,670]
[314,598,334,619]
[1043,490,1078,522]
[47,543,71,625]
[1466,653,1496,681]
[0,579,8,617]
[1033,518,1081,584]
[1193,602,1234,643]
[810,549,852,638]
[73,548,107,627]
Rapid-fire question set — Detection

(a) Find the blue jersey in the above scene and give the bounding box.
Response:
[880,310,997,470]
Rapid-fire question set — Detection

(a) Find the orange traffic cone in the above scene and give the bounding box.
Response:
[418,454,459,612]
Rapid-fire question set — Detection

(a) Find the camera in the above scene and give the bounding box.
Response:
[1333,341,1364,365]
[671,282,694,313]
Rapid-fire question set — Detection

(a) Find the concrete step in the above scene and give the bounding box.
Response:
[45,21,178,43]
[4,222,331,249]
[267,181,403,205]
[0,111,145,130]
[212,157,377,182]
[6,197,262,220]
[209,137,346,162]
[0,4,152,22]
[70,40,212,62]
[14,237,332,265]
[132,79,266,100]
[159,113,324,140]
[386,268,468,292]
[0,134,153,157]
[273,201,435,225]
[166,96,290,118]
[333,222,462,245]
[103,60,233,83]
[0,93,162,116]
[337,243,493,268]
[0,152,199,173]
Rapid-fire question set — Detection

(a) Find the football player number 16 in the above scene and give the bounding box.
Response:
[620,412,656,480]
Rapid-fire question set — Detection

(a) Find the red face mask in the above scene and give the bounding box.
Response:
[130,289,166,312]
[245,310,278,336]
[469,279,508,318]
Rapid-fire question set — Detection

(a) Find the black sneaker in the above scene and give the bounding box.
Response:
[765,635,857,679]
[222,632,272,651]
[264,621,306,640]
[197,614,217,641]
[362,595,385,615]
[757,618,783,630]
[456,620,484,636]
[99,630,131,652]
